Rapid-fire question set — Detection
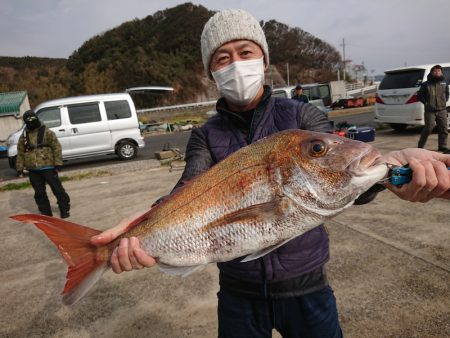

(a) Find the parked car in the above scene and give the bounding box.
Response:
[6,92,145,169]
[0,145,7,158]
[374,63,450,131]
[271,86,330,113]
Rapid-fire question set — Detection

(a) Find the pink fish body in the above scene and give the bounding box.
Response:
[12,129,388,304]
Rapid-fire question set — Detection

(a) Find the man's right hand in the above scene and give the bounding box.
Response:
[90,211,157,273]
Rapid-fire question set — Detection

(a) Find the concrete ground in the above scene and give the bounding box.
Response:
[0,128,449,338]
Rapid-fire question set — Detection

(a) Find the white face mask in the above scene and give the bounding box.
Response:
[211,57,265,106]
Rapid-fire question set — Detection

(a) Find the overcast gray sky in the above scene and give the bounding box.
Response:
[2,0,449,75]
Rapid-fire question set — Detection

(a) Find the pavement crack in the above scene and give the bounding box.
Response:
[329,219,450,274]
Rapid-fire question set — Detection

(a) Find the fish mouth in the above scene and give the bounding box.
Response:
[347,148,387,176]
[346,148,389,192]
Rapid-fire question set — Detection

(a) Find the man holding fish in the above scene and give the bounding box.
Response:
[87,9,450,338]
[13,8,448,338]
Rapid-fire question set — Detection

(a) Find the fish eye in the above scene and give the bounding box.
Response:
[309,140,327,157]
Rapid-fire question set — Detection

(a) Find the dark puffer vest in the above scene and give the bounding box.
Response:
[172,87,334,295]
[169,86,347,297]
[206,94,331,285]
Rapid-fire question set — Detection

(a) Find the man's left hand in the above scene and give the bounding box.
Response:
[376,148,450,202]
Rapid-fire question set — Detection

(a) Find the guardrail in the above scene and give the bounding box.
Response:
[137,100,216,114]
[345,83,364,91]
[346,84,378,97]
[137,83,379,114]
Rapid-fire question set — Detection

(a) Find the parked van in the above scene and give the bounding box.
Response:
[7,92,145,169]
[374,63,450,131]
[271,86,329,113]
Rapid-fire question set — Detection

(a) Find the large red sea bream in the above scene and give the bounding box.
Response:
[11,129,388,305]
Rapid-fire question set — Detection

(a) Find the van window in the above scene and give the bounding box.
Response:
[443,67,450,83]
[309,88,321,100]
[105,100,132,120]
[68,103,101,124]
[318,85,330,98]
[37,107,61,128]
[303,88,311,99]
[379,70,425,89]
[318,85,331,105]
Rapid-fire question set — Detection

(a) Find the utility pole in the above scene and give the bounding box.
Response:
[341,38,346,81]
[286,63,290,86]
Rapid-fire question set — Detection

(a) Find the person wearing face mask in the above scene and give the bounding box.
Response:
[417,65,450,153]
[91,9,450,338]
[16,110,71,218]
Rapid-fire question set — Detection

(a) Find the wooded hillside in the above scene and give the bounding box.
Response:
[0,3,342,108]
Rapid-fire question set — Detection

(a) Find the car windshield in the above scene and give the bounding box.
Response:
[379,70,425,89]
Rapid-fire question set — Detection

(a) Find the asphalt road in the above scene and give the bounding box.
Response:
[0,111,381,181]
[0,131,193,181]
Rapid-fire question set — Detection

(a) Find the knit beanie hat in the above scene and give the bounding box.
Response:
[23,110,38,122]
[201,9,270,79]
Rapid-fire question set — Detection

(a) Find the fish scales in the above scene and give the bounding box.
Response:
[141,167,279,265]
[120,137,274,262]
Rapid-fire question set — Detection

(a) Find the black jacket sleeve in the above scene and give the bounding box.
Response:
[296,103,333,133]
[417,83,427,104]
[354,183,386,205]
[171,127,214,192]
[446,82,449,101]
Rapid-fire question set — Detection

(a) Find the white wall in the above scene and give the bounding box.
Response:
[0,94,30,142]
[0,116,22,141]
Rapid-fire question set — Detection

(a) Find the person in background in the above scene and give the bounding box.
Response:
[91,9,450,338]
[417,64,449,153]
[292,83,309,103]
[16,110,71,218]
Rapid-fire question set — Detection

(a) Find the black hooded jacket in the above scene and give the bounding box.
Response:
[417,73,449,112]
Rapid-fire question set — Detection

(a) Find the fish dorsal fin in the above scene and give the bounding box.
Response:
[240,237,296,262]
[203,197,289,232]
[158,263,207,277]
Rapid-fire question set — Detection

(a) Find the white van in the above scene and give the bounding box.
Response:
[7,92,145,169]
[374,63,450,131]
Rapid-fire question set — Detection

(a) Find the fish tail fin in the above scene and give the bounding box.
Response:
[10,214,110,305]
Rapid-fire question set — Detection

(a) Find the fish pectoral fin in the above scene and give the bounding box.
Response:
[158,263,207,277]
[240,237,296,263]
[204,197,289,231]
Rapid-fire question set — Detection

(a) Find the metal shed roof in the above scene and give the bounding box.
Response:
[0,91,27,116]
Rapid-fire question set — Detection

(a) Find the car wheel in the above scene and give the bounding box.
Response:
[390,123,407,132]
[116,141,137,160]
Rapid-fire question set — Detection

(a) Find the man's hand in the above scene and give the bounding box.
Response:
[376,148,450,202]
[90,210,157,273]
